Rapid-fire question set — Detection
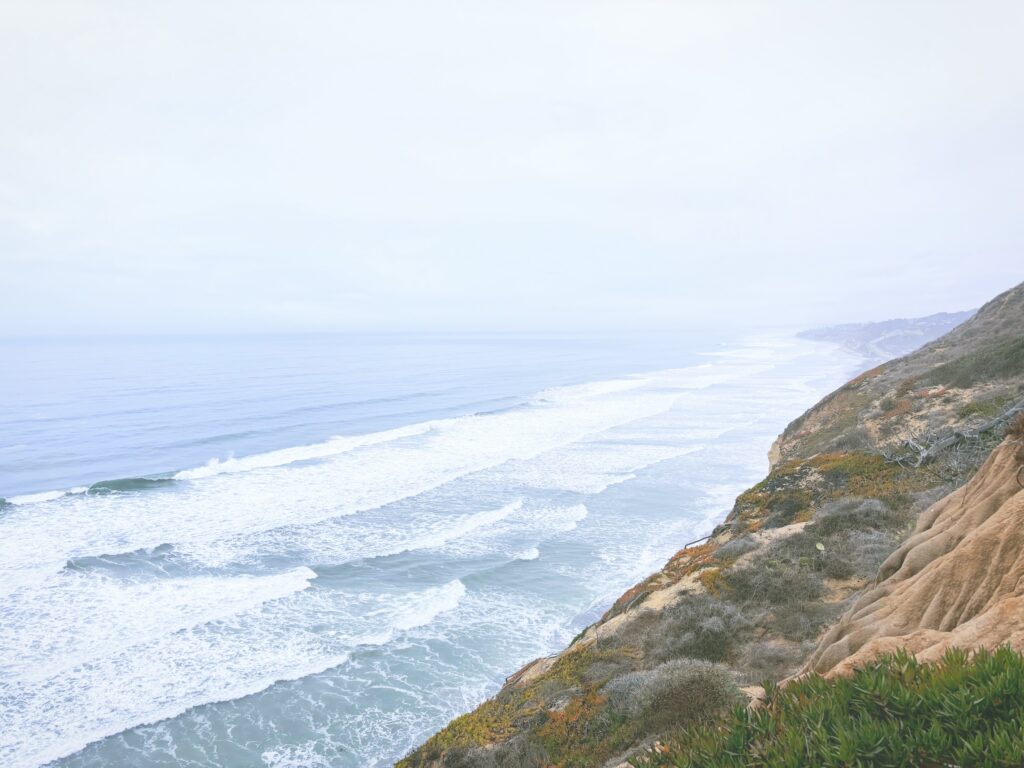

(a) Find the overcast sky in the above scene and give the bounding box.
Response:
[1,1,1022,335]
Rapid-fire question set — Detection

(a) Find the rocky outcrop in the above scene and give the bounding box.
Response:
[805,434,1024,677]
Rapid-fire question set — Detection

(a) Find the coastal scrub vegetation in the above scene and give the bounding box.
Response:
[923,335,1024,388]
[730,452,933,532]
[752,497,910,582]
[603,659,740,735]
[634,647,1024,768]
[618,594,751,664]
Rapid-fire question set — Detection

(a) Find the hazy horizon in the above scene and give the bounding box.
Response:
[2,1,1022,335]
[3,7,1024,765]
[0,313,983,342]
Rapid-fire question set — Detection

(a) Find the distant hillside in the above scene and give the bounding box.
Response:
[399,281,1024,768]
[777,283,1024,464]
[798,310,974,362]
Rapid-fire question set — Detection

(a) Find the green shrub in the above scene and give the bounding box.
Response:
[721,559,825,607]
[715,535,759,560]
[769,602,842,642]
[764,526,899,582]
[604,659,740,735]
[958,395,1013,421]
[748,498,907,583]
[625,594,751,663]
[826,427,872,453]
[603,671,655,717]
[819,529,897,579]
[762,491,809,528]
[811,497,905,536]
[634,647,1024,768]
[736,640,808,684]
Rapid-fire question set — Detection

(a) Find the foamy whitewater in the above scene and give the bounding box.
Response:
[0,332,861,767]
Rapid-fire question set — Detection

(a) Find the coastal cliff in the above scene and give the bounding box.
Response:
[805,425,1024,678]
[399,281,1024,768]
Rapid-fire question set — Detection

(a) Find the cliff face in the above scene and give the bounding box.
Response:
[400,281,1024,768]
[806,429,1024,677]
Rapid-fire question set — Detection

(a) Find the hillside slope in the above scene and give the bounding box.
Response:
[797,309,974,362]
[399,281,1024,768]
[806,425,1024,677]
[775,282,1024,464]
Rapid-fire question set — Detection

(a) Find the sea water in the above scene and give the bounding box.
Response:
[0,332,860,768]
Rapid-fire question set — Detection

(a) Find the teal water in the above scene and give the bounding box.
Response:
[0,332,858,767]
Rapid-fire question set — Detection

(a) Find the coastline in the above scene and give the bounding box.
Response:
[2,333,861,768]
[398,286,1024,767]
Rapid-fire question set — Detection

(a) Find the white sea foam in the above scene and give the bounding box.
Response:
[0,567,318,681]
[497,443,703,494]
[532,375,650,403]
[173,423,434,480]
[0,333,867,768]
[0,366,705,592]
[0,579,466,768]
[392,579,466,631]
[7,490,66,505]
[435,504,589,561]
[178,500,525,569]
[262,742,336,768]
[5,487,88,506]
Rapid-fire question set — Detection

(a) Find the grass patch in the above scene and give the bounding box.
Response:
[958,394,1013,421]
[925,335,1024,388]
[635,646,1024,768]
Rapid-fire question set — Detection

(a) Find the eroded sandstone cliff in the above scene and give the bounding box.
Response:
[806,428,1024,677]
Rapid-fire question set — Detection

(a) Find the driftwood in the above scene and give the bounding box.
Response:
[887,398,1024,469]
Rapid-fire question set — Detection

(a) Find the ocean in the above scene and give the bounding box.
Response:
[0,332,860,768]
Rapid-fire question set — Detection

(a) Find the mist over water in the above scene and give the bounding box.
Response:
[0,333,860,768]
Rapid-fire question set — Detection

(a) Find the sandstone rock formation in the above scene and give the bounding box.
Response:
[806,436,1024,677]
